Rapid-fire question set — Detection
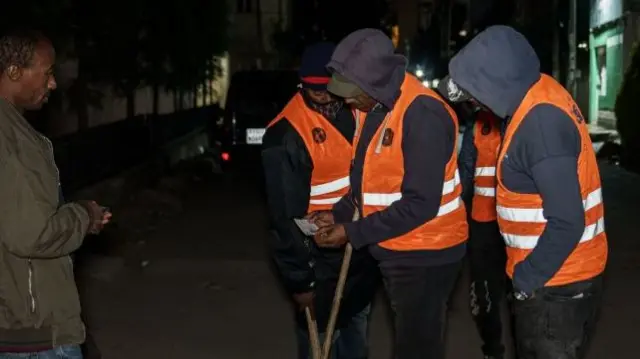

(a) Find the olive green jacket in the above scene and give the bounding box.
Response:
[0,98,90,349]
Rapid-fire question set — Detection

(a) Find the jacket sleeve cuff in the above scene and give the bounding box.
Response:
[513,262,542,295]
[345,222,369,250]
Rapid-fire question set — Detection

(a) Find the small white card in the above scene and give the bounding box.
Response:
[294,218,319,236]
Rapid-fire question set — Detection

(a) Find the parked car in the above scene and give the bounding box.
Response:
[219,70,299,172]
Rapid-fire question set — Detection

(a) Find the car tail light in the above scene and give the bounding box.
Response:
[221,152,230,161]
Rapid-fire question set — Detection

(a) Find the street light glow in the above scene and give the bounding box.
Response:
[415,69,425,78]
[459,30,468,37]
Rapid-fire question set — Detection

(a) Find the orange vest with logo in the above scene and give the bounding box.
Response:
[471,111,501,222]
[355,74,468,251]
[268,93,352,213]
[496,74,608,286]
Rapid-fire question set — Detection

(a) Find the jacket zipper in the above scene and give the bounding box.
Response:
[27,260,36,313]
[27,136,55,314]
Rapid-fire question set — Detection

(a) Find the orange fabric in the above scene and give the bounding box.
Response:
[496,74,608,286]
[355,74,468,251]
[471,111,501,222]
[268,93,352,213]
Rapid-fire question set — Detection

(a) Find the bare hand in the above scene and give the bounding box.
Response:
[102,208,113,225]
[293,291,315,313]
[313,224,348,248]
[305,210,335,228]
[78,201,110,235]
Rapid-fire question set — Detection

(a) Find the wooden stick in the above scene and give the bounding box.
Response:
[321,210,359,359]
[321,243,353,359]
[305,307,322,359]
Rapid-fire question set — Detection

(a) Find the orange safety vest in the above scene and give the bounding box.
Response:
[496,74,608,286]
[268,93,352,213]
[471,110,501,222]
[355,74,468,251]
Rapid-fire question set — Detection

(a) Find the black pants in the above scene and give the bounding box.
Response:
[381,261,462,359]
[513,276,602,359]
[467,220,508,358]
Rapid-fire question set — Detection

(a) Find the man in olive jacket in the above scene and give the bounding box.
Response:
[0,30,110,358]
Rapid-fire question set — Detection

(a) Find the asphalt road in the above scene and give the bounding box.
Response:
[80,163,640,359]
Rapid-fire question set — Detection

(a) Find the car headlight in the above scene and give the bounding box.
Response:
[422,80,431,88]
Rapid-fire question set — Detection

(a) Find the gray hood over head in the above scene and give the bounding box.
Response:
[327,28,407,109]
[449,25,541,118]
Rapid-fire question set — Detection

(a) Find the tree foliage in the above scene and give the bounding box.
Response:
[0,0,229,127]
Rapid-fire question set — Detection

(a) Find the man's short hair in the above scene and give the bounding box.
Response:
[0,29,48,74]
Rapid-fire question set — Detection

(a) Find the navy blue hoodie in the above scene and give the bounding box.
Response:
[449,26,586,293]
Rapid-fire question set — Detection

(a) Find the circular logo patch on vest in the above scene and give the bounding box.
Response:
[382,128,394,147]
[312,127,327,143]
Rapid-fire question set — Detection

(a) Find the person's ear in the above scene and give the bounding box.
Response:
[6,65,22,81]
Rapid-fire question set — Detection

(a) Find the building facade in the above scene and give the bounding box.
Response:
[589,0,640,128]
[227,0,291,74]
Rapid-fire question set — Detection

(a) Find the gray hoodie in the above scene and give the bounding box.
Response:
[329,29,466,266]
[326,28,406,109]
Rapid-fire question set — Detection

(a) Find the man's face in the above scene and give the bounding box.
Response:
[344,93,377,112]
[9,40,57,110]
[304,88,334,105]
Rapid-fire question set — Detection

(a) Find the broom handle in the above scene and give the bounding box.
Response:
[305,307,322,359]
[320,210,359,359]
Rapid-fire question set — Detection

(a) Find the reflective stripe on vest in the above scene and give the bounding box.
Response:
[309,175,350,205]
[474,166,496,196]
[362,170,462,216]
[496,74,608,286]
[471,111,501,222]
[356,74,468,251]
[498,188,605,249]
[268,93,352,212]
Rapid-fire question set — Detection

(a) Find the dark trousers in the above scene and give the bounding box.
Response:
[381,261,462,359]
[296,305,370,359]
[513,276,602,359]
[467,220,508,358]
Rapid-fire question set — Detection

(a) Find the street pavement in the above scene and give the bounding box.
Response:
[80,162,640,358]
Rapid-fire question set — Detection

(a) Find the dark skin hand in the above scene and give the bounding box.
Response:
[293,291,315,317]
[305,210,335,228]
[313,224,348,248]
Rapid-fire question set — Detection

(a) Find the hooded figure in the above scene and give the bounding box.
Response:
[310,28,468,359]
[444,25,607,359]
